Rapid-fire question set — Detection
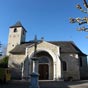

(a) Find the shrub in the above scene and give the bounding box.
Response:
[0,56,9,68]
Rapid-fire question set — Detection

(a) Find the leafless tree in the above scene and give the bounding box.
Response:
[70,0,88,34]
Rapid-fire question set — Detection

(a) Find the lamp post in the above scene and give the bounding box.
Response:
[29,35,39,88]
[70,0,88,33]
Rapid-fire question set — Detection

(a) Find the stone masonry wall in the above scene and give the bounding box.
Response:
[8,54,25,79]
[61,53,80,80]
[80,56,88,79]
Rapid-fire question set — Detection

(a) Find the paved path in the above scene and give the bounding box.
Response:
[0,80,88,88]
[40,80,88,88]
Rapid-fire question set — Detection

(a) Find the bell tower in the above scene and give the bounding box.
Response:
[7,21,27,55]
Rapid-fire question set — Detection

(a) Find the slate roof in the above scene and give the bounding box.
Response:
[10,41,86,56]
[10,40,42,54]
[49,41,86,55]
[10,21,27,32]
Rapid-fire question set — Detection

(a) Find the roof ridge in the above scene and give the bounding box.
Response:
[10,21,22,28]
[48,41,73,43]
[9,21,27,32]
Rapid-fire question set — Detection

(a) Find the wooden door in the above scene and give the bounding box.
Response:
[39,64,49,80]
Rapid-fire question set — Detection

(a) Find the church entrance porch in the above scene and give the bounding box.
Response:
[39,64,49,80]
[25,47,61,81]
[32,51,54,80]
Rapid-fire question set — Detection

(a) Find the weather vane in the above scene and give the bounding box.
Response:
[70,0,88,32]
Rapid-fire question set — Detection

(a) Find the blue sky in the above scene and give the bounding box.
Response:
[0,0,88,55]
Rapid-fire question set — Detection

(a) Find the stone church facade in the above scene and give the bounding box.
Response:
[7,22,88,81]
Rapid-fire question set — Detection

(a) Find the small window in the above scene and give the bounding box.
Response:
[12,44,14,47]
[79,57,82,67]
[62,61,67,71]
[14,28,17,32]
[22,30,25,35]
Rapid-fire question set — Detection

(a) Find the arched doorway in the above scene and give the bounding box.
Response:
[36,51,53,80]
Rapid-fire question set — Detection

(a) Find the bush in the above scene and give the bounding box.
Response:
[0,56,9,68]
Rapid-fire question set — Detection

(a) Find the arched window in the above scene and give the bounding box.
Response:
[79,57,82,67]
[39,56,49,63]
[62,61,67,71]
[14,28,17,32]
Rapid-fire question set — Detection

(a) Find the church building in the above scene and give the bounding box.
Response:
[7,22,88,81]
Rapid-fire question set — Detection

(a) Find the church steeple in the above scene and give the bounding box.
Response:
[10,21,23,27]
[6,21,27,55]
[10,21,27,32]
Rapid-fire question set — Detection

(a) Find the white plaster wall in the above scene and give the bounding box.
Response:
[56,56,62,80]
